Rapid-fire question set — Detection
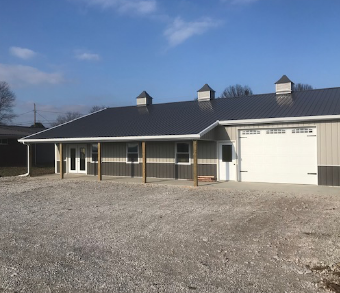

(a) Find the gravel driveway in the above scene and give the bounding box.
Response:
[0,177,339,292]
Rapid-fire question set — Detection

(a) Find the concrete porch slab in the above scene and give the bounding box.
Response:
[34,173,340,196]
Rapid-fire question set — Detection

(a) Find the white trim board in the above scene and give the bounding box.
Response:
[219,115,340,125]
[19,134,201,144]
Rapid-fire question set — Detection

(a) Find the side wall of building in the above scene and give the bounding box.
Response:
[0,140,53,167]
[209,121,340,186]
[86,141,217,179]
[53,120,340,185]
[0,139,27,166]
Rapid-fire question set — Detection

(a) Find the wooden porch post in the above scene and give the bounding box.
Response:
[98,142,102,181]
[142,141,146,184]
[59,143,64,179]
[193,140,198,187]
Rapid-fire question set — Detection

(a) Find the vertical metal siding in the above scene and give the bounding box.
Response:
[318,166,340,186]
[146,142,175,163]
[102,142,126,162]
[102,142,142,163]
[317,121,340,166]
[197,141,217,164]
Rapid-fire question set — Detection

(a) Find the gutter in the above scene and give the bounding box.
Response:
[18,144,31,177]
[18,134,201,144]
[219,115,340,126]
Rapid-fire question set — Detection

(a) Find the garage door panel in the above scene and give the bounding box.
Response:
[239,128,317,185]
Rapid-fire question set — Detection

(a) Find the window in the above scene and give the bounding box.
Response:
[266,129,286,134]
[222,145,232,162]
[127,143,139,163]
[292,128,314,134]
[92,144,98,162]
[176,142,190,164]
[241,130,260,135]
[0,139,8,145]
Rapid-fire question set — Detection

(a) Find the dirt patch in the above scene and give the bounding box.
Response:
[308,263,340,292]
[0,165,54,177]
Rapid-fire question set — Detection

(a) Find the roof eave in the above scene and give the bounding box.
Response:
[219,115,340,126]
[18,134,202,144]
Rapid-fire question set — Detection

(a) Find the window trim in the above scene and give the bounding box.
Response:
[126,143,140,164]
[175,142,191,165]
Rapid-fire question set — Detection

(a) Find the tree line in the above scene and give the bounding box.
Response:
[219,83,313,98]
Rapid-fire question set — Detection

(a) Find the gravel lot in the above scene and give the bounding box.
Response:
[0,177,339,293]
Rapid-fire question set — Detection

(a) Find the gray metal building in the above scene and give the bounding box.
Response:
[19,76,340,186]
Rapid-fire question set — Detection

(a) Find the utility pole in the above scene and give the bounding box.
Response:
[34,103,36,127]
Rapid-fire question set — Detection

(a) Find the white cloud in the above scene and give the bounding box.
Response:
[75,52,101,61]
[80,0,156,14]
[164,17,220,47]
[0,64,65,86]
[9,47,37,60]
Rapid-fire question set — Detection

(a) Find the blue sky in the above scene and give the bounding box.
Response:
[1,0,339,126]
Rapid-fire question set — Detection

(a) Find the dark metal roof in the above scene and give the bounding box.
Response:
[275,75,294,84]
[0,125,45,138]
[22,87,340,141]
[137,91,152,99]
[197,84,215,92]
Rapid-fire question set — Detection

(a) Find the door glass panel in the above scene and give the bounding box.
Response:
[222,145,232,162]
[79,147,86,171]
[70,148,76,170]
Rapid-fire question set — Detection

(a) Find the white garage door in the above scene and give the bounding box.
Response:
[239,128,317,185]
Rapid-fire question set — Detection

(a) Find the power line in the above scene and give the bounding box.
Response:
[36,113,55,124]
[16,110,33,117]
[39,110,69,114]
[37,112,51,121]
[39,109,85,115]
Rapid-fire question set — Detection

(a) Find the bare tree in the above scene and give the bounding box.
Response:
[51,112,82,127]
[89,105,106,113]
[293,83,313,91]
[0,81,16,125]
[220,84,253,98]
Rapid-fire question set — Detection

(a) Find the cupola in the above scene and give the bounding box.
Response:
[197,84,215,101]
[275,75,294,95]
[136,91,153,106]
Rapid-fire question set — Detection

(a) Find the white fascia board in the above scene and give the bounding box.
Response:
[18,134,200,144]
[219,115,340,126]
[198,121,219,137]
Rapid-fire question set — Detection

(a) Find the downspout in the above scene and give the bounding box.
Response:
[18,144,30,177]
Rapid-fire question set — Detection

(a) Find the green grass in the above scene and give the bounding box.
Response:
[0,165,55,177]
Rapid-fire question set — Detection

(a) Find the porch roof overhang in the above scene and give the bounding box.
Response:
[18,121,220,144]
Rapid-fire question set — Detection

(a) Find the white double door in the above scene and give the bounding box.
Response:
[68,145,87,174]
[218,142,236,181]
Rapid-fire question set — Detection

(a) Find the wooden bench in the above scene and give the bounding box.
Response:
[198,176,216,182]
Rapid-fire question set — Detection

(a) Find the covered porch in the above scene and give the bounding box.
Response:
[25,139,232,187]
